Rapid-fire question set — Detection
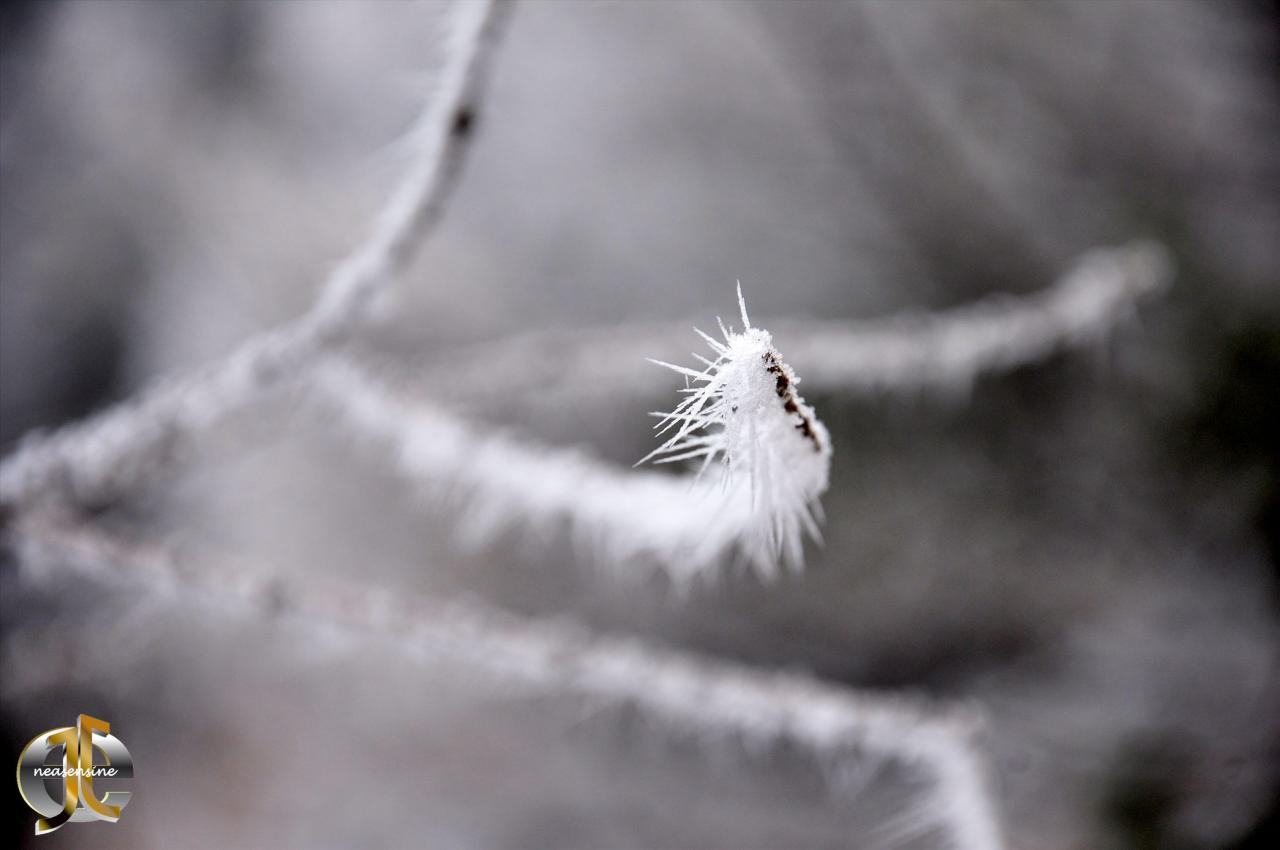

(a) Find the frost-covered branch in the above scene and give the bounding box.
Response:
[304,289,830,582]
[307,292,833,583]
[304,243,1166,583]
[7,511,1004,850]
[793,241,1171,393]
[413,241,1172,411]
[0,0,510,510]
[0,234,1165,516]
[312,0,510,331]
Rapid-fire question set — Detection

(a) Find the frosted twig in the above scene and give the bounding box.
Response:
[7,511,1004,850]
[306,348,813,585]
[0,0,510,511]
[0,235,1165,514]
[312,0,510,330]
[638,285,831,572]
[793,241,1171,394]
[404,241,1172,410]
[303,241,1169,583]
[308,286,830,583]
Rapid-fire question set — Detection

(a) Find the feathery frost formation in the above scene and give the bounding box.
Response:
[301,289,831,585]
[642,286,832,572]
[308,324,830,587]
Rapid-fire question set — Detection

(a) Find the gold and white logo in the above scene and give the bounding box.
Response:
[16,713,134,835]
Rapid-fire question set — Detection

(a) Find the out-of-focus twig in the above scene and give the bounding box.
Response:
[7,511,1005,850]
[0,228,1165,515]
[0,0,511,511]
[292,244,1168,581]
[399,241,1172,410]
[307,355,763,585]
[795,241,1170,392]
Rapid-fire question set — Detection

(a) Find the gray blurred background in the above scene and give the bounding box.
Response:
[2,1,1278,848]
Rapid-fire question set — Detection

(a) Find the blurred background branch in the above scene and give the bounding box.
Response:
[10,507,1002,848]
[0,0,510,511]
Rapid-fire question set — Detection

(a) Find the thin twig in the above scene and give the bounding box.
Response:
[794,240,1171,393]
[389,241,1172,411]
[7,510,1004,850]
[0,232,1165,514]
[308,355,762,585]
[0,0,511,510]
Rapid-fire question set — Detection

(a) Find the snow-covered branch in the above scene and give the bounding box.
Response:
[295,246,1168,582]
[0,236,1166,517]
[413,241,1172,411]
[298,287,830,583]
[307,301,831,584]
[793,241,1171,393]
[0,0,510,510]
[8,510,1004,850]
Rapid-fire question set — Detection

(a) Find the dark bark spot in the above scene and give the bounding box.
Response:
[451,107,475,137]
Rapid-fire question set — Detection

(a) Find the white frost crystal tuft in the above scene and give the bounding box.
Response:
[642,285,832,573]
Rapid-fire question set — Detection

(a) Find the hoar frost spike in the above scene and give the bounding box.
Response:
[642,285,832,573]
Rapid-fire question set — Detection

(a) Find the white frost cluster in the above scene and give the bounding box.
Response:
[308,348,828,587]
[300,289,832,586]
[642,286,832,572]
